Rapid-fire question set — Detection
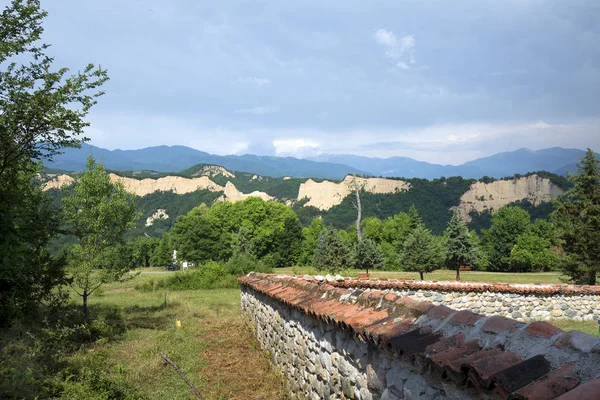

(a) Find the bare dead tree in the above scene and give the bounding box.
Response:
[352,175,362,241]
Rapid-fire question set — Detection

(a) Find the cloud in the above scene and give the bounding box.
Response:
[241,140,277,156]
[238,77,271,88]
[234,106,278,115]
[273,138,321,158]
[374,29,416,68]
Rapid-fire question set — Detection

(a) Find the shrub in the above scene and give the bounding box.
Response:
[138,261,241,291]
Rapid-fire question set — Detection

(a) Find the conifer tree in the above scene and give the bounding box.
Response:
[399,225,444,280]
[444,210,479,280]
[553,149,600,285]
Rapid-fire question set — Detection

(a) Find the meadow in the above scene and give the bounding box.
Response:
[1,269,597,399]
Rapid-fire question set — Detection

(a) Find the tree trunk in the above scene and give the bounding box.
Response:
[419,272,424,280]
[354,176,362,241]
[456,267,461,281]
[83,292,89,316]
[587,270,597,286]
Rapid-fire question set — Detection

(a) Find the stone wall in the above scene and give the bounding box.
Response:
[239,273,600,400]
[330,277,600,322]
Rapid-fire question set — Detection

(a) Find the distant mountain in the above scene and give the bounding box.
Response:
[46,144,366,180]
[310,148,597,179]
[47,145,597,180]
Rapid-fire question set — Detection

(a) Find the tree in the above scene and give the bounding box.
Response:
[63,156,137,314]
[151,232,174,267]
[408,204,422,230]
[298,218,326,265]
[552,149,600,284]
[312,228,349,274]
[352,238,383,274]
[0,0,107,324]
[481,206,531,271]
[399,225,444,280]
[128,236,159,267]
[509,231,558,272]
[444,210,479,280]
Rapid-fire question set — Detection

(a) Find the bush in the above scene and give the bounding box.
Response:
[138,261,240,292]
[225,253,272,276]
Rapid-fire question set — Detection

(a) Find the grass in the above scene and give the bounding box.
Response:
[278,266,566,284]
[0,272,285,400]
[2,269,597,399]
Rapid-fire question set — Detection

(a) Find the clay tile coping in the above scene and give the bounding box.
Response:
[238,273,600,400]
[317,275,600,296]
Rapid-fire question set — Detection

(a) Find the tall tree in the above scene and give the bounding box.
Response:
[444,210,479,280]
[298,218,326,265]
[63,156,137,314]
[313,228,349,274]
[408,204,422,230]
[352,238,383,275]
[481,206,531,271]
[552,149,600,285]
[0,0,107,324]
[399,225,444,280]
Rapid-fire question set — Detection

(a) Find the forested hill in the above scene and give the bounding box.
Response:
[41,164,568,237]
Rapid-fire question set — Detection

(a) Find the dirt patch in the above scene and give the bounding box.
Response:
[198,315,286,400]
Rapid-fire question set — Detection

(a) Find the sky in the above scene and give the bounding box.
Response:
[8,0,600,164]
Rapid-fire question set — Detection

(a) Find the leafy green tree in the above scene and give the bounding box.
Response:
[399,225,444,280]
[352,238,383,274]
[128,236,159,267]
[481,206,531,271]
[312,228,349,274]
[63,157,137,314]
[0,0,107,324]
[361,217,384,243]
[509,231,558,272]
[380,211,412,269]
[298,218,326,265]
[552,149,600,284]
[270,216,303,267]
[444,210,479,280]
[151,232,174,267]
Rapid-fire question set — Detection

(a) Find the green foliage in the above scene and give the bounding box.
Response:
[552,149,600,284]
[298,218,326,265]
[399,225,445,280]
[138,262,239,291]
[0,304,134,399]
[0,0,107,325]
[481,206,531,271]
[352,238,384,274]
[444,210,480,279]
[509,230,559,272]
[63,156,138,313]
[127,236,159,267]
[128,189,222,238]
[169,197,303,267]
[312,228,349,274]
[150,232,174,267]
[321,176,474,234]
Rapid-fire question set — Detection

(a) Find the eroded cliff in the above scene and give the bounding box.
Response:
[457,174,563,221]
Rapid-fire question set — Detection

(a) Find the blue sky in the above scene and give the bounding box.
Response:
[11,0,600,164]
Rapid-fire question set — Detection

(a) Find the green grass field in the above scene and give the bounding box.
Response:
[1,270,597,399]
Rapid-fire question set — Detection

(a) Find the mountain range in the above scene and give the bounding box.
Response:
[46,144,596,180]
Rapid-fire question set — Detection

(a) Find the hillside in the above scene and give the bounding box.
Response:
[41,164,566,236]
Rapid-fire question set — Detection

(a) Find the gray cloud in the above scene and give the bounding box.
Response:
[16,0,599,163]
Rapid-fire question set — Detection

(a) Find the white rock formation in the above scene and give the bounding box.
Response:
[297,175,411,210]
[217,181,274,203]
[108,174,224,196]
[193,165,235,178]
[145,209,169,226]
[41,174,74,190]
[457,174,563,221]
